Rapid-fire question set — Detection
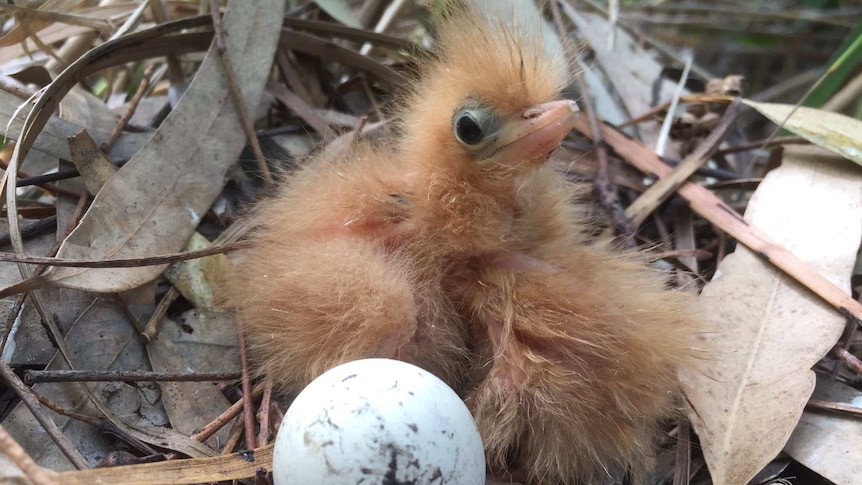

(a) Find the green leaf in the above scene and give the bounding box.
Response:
[804,19,862,108]
[743,100,862,167]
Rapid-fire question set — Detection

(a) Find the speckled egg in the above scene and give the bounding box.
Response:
[272,358,485,485]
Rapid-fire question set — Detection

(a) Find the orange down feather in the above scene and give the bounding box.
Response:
[226,2,699,483]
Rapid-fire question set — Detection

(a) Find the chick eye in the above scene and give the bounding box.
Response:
[455,112,484,145]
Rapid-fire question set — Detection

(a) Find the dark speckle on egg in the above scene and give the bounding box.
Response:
[430,468,443,482]
[382,444,419,485]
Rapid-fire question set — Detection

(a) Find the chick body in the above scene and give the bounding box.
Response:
[229,3,697,484]
[231,144,470,393]
[452,241,694,483]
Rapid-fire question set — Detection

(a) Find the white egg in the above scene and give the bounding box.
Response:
[272,358,485,485]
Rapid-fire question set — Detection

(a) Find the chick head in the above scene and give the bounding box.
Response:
[399,3,577,189]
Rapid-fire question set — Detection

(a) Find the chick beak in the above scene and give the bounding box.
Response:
[484,100,579,166]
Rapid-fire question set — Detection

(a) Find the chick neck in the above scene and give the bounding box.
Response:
[404,154,538,256]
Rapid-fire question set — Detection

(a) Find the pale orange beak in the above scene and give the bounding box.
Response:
[482,100,578,166]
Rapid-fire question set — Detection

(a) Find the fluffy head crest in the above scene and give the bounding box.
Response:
[399,2,573,177]
[431,2,569,112]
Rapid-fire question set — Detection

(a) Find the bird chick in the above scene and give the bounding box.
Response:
[227,2,698,484]
[394,8,696,484]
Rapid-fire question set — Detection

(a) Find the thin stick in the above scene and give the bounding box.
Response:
[0,240,250,268]
[806,398,862,417]
[141,286,180,341]
[833,346,862,375]
[192,382,266,443]
[256,380,274,447]
[714,136,808,156]
[234,316,257,448]
[29,387,101,426]
[25,369,241,384]
[832,316,858,378]
[219,419,244,455]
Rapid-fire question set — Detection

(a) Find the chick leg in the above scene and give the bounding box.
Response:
[462,251,693,484]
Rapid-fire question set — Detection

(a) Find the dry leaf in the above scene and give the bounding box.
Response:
[0,229,56,366]
[67,129,117,194]
[743,100,862,167]
[146,320,233,449]
[60,86,125,137]
[0,0,87,47]
[154,309,240,443]
[580,66,633,129]
[784,378,862,485]
[559,5,677,148]
[0,89,149,163]
[314,0,362,28]
[2,292,151,469]
[0,3,201,63]
[164,233,231,310]
[9,0,284,294]
[680,145,862,485]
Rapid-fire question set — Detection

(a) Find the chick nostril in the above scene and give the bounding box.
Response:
[523,108,543,119]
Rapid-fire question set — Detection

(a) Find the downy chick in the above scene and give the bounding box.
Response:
[228,2,697,484]
[394,7,696,484]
